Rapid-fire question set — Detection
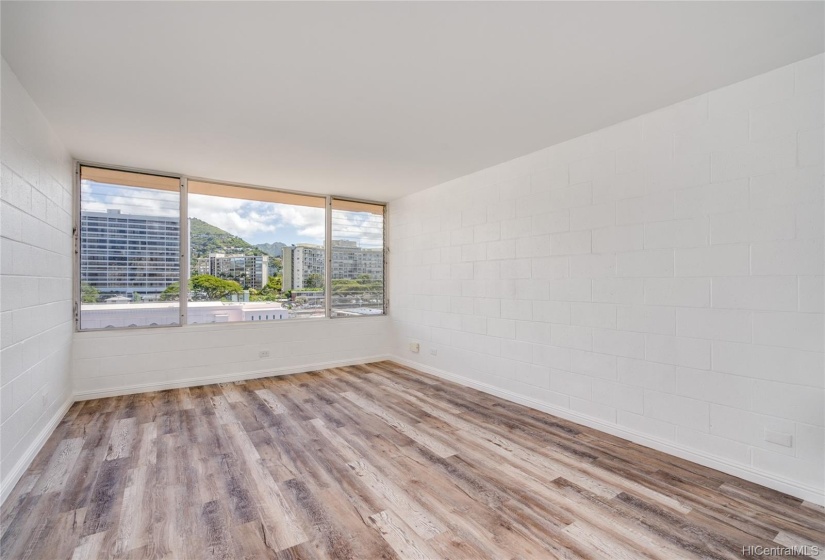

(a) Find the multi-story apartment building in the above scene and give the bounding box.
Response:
[196,253,269,289]
[330,240,384,280]
[281,246,294,291]
[80,209,180,298]
[281,240,383,290]
[290,244,325,289]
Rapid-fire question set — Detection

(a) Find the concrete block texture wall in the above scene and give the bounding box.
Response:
[0,60,75,500]
[389,54,824,502]
[72,317,393,398]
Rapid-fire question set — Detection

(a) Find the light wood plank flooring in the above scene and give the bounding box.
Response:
[2,361,823,559]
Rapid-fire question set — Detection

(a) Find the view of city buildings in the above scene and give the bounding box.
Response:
[196,253,269,289]
[78,190,384,328]
[79,209,180,300]
[331,239,384,280]
[281,240,383,290]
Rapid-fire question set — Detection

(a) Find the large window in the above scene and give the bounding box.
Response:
[78,166,181,329]
[76,164,385,330]
[186,181,326,324]
[330,199,385,317]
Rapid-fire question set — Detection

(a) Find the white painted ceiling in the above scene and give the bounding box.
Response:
[2,2,823,202]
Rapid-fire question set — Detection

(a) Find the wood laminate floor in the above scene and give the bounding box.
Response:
[2,361,823,559]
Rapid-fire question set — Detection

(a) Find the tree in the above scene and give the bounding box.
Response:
[160,282,180,301]
[332,276,382,294]
[160,275,243,301]
[80,282,100,303]
[230,272,248,289]
[304,273,323,289]
[190,274,243,300]
[250,275,284,302]
[263,275,282,294]
[331,279,361,294]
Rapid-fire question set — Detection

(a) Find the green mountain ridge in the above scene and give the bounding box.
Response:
[254,241,287,257]
[188,217,266,259]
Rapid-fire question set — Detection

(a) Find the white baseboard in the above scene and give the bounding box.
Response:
[74,354,393,400]
[390,356,825,506]
[1,395,74,506]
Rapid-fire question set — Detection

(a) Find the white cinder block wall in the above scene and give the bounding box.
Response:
[0,57,393,501]
[389,54,825,503]
[72,317,392,398]
[0,60,75,501]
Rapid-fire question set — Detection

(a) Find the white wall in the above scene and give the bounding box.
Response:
[390,54,825,502]
[73,316,392,398]
[0,60,75,501]
[0,58,392,506]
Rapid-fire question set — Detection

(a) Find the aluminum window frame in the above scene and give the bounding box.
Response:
[328,197,388,319]
[73,160,387,332]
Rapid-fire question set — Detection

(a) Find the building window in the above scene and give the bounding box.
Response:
[330,199,385,317]
[78,166,181,330]
[76,165,385,330]
[186,180,326,324]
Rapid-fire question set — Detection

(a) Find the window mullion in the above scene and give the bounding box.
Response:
[325,195,332,319]
[179,177,189,326]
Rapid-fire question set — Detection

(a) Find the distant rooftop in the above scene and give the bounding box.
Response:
[81,208,179,221]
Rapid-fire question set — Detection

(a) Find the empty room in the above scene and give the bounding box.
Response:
[1,1,824,559]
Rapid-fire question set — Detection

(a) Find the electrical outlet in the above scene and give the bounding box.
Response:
[409,342,420,353]
[259,350,270,359]
[430,348,437,356]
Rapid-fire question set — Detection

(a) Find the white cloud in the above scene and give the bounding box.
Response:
[80,182,382,248]
[332,210,384,248]
[80,182,178,217]
[189,194,325,244]
[268,204,326,240]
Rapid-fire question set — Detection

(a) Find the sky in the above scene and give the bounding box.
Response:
[80,181,383,248]
[188,192,325,246]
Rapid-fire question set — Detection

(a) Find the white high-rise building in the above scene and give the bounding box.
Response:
[290,244,325,289]
[330,240,383,280]
[79,209,180,297]
[281,241,383,290]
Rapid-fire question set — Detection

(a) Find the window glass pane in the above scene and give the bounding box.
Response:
[187,181,325,324]
[79,166,180,329]
[330,199,385,317]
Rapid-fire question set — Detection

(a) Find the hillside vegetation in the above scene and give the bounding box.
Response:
[189,217,268,261]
